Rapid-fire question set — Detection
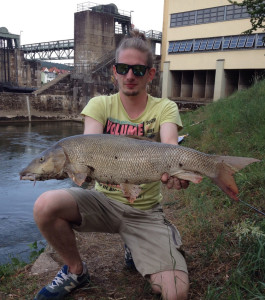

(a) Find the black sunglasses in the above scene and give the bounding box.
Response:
[115,63,149,77]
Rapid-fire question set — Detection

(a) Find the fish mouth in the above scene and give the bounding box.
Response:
[20,173,49,181]
[20,172,68,181]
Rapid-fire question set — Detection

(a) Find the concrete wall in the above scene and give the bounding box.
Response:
[74,10,116,69]
[0,93,81,122]
[0,74,82,121]
[0,48,41,88]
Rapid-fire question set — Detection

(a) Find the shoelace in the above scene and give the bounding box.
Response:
[49,270,71,289]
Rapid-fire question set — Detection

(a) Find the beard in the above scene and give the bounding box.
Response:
[123,90,139,97]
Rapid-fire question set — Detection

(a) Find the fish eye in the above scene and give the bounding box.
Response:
[39,156,45,163]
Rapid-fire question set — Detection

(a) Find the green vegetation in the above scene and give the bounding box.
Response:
[228,0,265,34]
[171,79,265,299]
[0,80,265,299]
[0,241,45,286]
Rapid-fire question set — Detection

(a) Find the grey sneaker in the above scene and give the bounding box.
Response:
[34,262,90,299]
[124,244,136,270]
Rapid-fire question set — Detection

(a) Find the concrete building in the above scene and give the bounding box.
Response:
[74,3,131,73]
[161,0,265,103]
[0,27,41,92]
[73,2,162,100]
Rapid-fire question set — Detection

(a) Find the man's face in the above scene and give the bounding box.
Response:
[113,48,155,97]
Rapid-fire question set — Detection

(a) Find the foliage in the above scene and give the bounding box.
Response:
[0,257,26,280]
[228,0,265,34]
[178,79,265,298]
[0,241,44,282]
[28,241,45,262]
[205,219,265,299]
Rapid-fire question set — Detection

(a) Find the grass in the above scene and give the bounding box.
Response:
[1,79,265,299]
[170,79,265,299]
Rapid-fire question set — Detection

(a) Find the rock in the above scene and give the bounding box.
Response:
[30,252,60,275]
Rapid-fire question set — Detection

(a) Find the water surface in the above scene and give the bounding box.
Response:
[0,122,83,264]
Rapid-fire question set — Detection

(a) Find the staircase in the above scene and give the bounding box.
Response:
[91,50,116,74]
[33,73,70,95]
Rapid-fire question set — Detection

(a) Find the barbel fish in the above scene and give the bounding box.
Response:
[19,134,260,202]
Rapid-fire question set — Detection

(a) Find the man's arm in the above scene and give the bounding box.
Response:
[84,116,104,134]
[160,122,189,190]
[160,122,179,145]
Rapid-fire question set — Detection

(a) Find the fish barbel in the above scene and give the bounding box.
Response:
[19,134,260,202]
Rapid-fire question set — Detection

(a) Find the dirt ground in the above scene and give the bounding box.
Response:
[22,187,219,299]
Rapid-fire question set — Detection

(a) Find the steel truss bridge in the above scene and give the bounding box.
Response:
[21,39,74,61]
[21,30,161,61]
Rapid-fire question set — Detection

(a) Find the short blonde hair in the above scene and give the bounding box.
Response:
[115,30,153,68]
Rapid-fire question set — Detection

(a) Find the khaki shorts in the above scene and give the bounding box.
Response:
[66,187,188,277]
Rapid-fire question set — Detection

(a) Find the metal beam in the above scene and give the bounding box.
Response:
[21,39,74,60]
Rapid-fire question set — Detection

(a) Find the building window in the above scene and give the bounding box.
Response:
[170,11,196,27]
[193,40,201,51]
[168,34,265,54]
[213,38,222,50]
[256,35,265,47]
[168,42,175,53]
[245,35,255,48]
[237,36,247,48]
[229,36,239,49]
[206,39,215,50]
[170,4,249,28]
[223,37,231,50]
[226,5,249,20]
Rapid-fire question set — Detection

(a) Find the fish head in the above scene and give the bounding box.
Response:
[20,145,67,181]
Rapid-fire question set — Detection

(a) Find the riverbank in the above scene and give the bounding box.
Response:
[0,121,84,266]
[1,80,265,299]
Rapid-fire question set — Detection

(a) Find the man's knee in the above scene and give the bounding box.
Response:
[34,189,81,227]
[34,191,52,218]
[33,190,67,221]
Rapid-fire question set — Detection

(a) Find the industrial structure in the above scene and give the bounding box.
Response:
[0,27,40,92]
[0,2,162,121]
[161,0,265,102]
[72,2,162,99]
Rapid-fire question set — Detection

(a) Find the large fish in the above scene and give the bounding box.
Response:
[20,134,260,202]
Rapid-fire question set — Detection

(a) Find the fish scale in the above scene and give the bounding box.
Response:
[20,134,260,202]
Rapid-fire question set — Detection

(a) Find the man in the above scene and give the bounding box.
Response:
[34,31,189,300]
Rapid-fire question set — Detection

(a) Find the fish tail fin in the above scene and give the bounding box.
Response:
[212,156,260,201]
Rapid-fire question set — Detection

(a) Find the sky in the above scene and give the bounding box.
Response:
[2,0,164,45]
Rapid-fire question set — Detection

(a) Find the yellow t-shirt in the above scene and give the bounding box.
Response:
[81,93,182,210]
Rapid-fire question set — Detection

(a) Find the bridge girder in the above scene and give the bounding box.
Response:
[21,39,74,60]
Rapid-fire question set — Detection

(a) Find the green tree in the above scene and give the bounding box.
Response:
[228,0,265,34]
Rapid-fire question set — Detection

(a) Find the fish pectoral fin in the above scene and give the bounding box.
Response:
[66,165,94,187]
[120,183,142,204]
[171,171,203,184]
[67,171,88,186]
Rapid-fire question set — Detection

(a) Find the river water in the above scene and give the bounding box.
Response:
[0,121,83,265]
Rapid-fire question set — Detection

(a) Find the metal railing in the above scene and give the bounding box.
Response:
[145,30,162,41]
[21,39,74,60]
[77,1,131,18]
